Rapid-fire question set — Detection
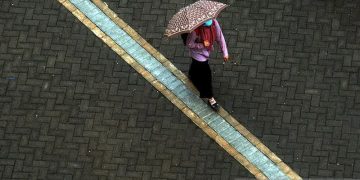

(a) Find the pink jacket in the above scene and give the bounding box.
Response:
[186,19,228,62]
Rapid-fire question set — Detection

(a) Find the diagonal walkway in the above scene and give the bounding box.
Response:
[59,0,301,179]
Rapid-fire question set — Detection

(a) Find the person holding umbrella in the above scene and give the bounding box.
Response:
[165,0,229,111]
[186,18,228,111]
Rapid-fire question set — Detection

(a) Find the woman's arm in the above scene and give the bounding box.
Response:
[214,19,228,58]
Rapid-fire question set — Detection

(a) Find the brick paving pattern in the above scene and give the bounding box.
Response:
[1,0,360,179]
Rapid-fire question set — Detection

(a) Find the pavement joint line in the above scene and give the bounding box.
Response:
[59,0,302,179]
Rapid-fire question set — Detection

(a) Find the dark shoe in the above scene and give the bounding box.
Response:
[208,100,220,112]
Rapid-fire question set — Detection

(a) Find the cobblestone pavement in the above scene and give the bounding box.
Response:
[1,0,360,179]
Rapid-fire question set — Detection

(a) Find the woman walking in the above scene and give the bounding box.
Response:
[164,0,229,111]
[186,19,228,111]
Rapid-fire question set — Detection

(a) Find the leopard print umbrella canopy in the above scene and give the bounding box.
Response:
[164,0,228,37]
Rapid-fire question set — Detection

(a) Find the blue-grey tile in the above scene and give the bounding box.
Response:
[97,19,116,33]
[70,0,83,3]
[166,79,183,91]
[170,81,185,92]
[114,34,132,46]
[182,94,202,109]
[120,39,137,50]
[70,0,87,6]
[90,12,107,25]
[260,161,276,170]
[261,166,287,180]
[152,67,168,78]
[232,137,252,153]
[225,132,243,144]
[259,161,288,180]
[192,103,208,114]
[220,131,236,142]
[176,88,189,98]
[203,113,220,124]
[70,2,109,32]
[162,75,177,86]
[270,173,289,180]
[93,13,110,24]
[136,54,154,65]
[258,161,278,174]
[187,98,206,109]
[84,6,102,18]
[180,92,195,105]
[219,126,236,138]
[143,56,161,67]
[198,108,215,119]
[143,61,162,72]
[213,121,231,134]
[218,124,234,134]
[208,117,226,128]
[126,44,143,55]
[271,175,288,180]
[101,23,121,39]
[231,137,247,147]
[154,70,172,81]
[101,25,118,36]
[239,145,257,156]
[73,5,92,14]
[106,27,127,40]
[178,88,192,98]
[247,150,268,166]
[156,70,172,82]
[131,48,149,60]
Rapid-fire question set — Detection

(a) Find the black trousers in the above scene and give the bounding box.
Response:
[189,59,213,98]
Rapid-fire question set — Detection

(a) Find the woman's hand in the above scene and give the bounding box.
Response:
[224,56,229,62]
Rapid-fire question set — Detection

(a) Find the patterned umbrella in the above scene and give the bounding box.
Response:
[164,0,228,37]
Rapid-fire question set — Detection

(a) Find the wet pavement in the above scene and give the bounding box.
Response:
[1,0,360,179]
